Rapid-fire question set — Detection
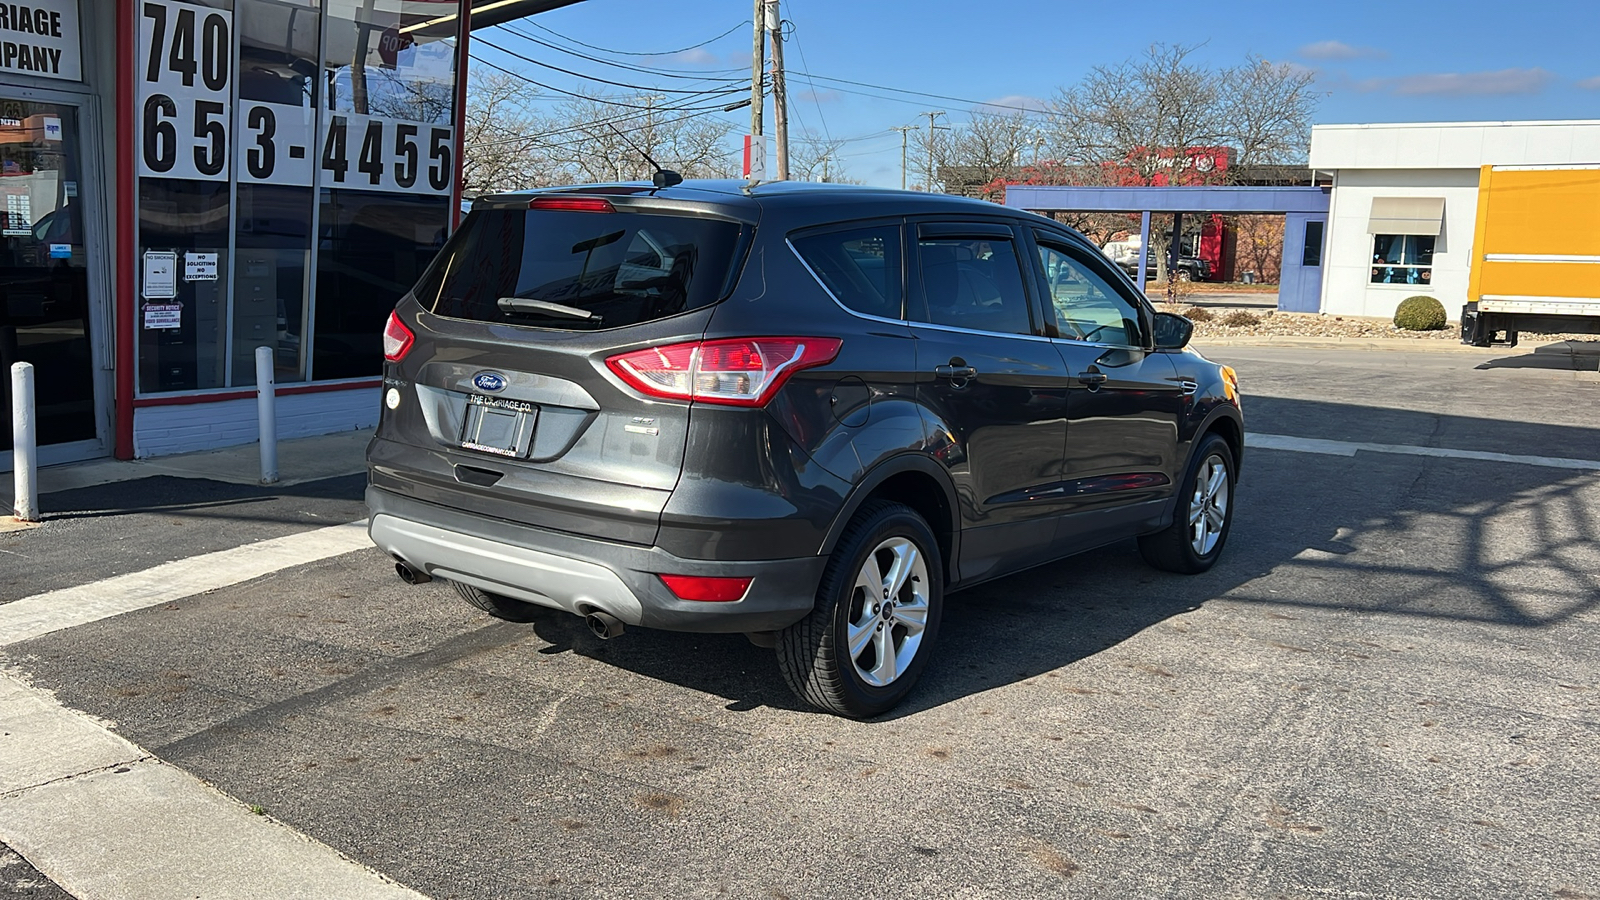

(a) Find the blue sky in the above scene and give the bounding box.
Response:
[474,0,1600,186]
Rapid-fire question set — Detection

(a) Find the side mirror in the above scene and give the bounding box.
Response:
[1151,311,1193,350]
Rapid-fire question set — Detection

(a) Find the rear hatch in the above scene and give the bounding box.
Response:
[370,192,753,545]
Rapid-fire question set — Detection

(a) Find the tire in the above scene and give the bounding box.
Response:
[1175,269,1192,282]
[777,501,944,718]
[1138,433,1235,574]
[452,580,541,622]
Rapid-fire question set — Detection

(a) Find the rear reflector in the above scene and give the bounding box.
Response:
[382,311,415,362]
[529,196,615,213]
[606,337,842,407]
[658,574,752,603]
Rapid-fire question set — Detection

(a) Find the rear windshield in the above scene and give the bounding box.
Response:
[415,208,745,331]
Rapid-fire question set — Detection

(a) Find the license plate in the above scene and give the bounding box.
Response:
[460,395,538,458]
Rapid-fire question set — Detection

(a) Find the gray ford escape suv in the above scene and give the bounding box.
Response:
[367,180,1243,718]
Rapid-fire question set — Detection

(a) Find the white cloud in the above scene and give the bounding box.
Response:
[1378,68,1554,96]
[670,48,719,66]
[1578,75,1600,90]
[1299,40,1385,61]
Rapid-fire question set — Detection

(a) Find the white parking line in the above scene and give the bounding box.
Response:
[0,520,373,647]
[0,674,426,900]
[0,519,418,899]
[1245,433,1600,472]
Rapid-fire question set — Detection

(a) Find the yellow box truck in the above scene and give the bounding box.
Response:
[1462,165,1600,346]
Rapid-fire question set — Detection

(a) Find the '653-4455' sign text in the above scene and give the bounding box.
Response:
[136,0,453,195]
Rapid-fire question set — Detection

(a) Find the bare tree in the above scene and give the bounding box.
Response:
[1041,43,1318,281]
[940,110,1040,200]
[461,72,547,194]
[789,135,857,183]
[1221,57,1318,170]
[536,91,737,185]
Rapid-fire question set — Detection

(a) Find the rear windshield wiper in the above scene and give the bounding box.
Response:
[497,296,601,323]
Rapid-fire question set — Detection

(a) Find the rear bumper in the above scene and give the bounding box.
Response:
[367,486,826,633]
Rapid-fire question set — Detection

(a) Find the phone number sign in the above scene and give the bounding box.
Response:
[137,0,454,195]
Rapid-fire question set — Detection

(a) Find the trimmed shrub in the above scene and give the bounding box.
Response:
[1393,295,1447,331]
[1181,306,1215,322]
[1219,310,1260,327]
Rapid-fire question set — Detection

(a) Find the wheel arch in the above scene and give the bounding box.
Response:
[819,454,960,585]
[1199,407,1244,480]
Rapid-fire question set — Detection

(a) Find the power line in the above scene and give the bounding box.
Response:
[778,8,831,145]
[524,19,750,58]
[466,77,746,149]
[475,35,746,96]
[497,23,749,80]
[469,53,746,109]
[788,69,1051,118]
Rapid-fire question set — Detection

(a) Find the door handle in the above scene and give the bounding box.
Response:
[934,364,978,380]
[1078,371,1108,390]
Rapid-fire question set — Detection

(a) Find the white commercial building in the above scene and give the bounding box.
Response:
[1309,120,1600,320]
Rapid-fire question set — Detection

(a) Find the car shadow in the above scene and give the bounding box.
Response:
[507,398,1600,719]
[1474,343,1600,372]
[31,473,367,523]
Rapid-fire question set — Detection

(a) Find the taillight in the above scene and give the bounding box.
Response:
[606,337,842,407]
[529,196,614,213]
[659,574,753,602]
[382,311,415,362]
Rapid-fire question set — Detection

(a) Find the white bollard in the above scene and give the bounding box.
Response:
[255,346,278,485]
[11,362,37,522]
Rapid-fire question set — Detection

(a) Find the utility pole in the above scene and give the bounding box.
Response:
[748,0,765,179]
[891,125,915,190]
[921,111,946,192]
[767,0,789,180]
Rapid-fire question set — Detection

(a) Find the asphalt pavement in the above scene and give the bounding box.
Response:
[1,344,1597,899]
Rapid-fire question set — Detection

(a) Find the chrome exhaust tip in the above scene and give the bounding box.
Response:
[585,611,625,640]
[395,561,431,585]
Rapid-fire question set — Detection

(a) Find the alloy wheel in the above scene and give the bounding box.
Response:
[1188,453,1230,556]
[844,537,931,687]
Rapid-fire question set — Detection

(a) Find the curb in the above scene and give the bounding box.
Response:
[1193,336,1600,356]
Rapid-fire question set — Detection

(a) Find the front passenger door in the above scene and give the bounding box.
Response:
[905,221,1072,584]
[1032,234,1185,555]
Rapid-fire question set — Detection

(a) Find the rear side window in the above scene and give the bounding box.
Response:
[912,236,1034,336]
[415,208,744,331]
[791,223,904,319]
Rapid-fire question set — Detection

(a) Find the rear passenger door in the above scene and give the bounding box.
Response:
[1030,232,1185,554]
[904,220,1073,583]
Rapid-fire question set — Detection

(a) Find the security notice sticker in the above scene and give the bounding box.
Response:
[142,250,178,299]
[143,303,182,330]
[2,190,30,236]
[184,251,218,281]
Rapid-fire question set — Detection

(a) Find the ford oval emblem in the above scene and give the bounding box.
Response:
[472,372,507,393]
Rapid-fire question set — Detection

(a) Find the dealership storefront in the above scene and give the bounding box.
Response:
[0,0,571,472]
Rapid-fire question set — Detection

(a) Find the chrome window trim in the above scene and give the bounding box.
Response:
[787,234,1055,344]
[786,236,910,329]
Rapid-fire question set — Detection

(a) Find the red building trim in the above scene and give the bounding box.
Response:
[113,0,136,459]
[132,379,384,408]
[450,0,472,229]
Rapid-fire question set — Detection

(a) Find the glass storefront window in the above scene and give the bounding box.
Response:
[137,178,230,392]
[134,0,459,393]
[1371,234,1434,286]
[0,101,97,449]
[323,0,457,124]
[312,0,456,382]
[231,0,320,386]
[312,188,446,380]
